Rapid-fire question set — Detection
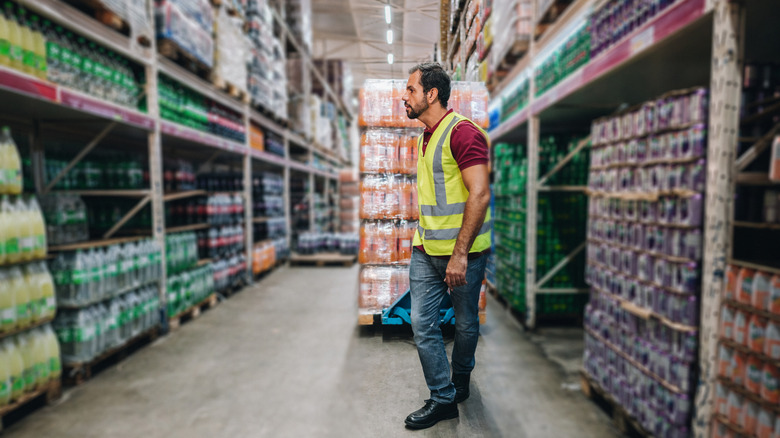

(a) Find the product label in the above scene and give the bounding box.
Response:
[0,38,9,58]
[10,375,23,394]
[46,41,60,61]
[1,307,15,326]
[22,49,35,68]
[19,236,34,254]
[82,57,94,76]
[55,327,72,343]
[71,269,85,285]
[122,259,134,272]
[28,300,40,320]
[16,303,29,320]
[9,44,22,62]
[0,380,10,401]
[6,237,18,256]
[45,297,56,314]
[35,235,45,252]
[36,362,49,380]
[49,357,61,375]
[60,47,73,66]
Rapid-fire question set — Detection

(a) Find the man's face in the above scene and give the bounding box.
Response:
[402,71,429,120]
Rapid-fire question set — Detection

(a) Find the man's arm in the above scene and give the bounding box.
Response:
[444,163,491,288]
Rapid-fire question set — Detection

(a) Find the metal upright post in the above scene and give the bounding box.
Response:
[526,116,540,328]
[243,152,253,283]
[693,1,744,436]
[145,1,167,310]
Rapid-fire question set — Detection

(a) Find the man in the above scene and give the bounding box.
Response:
[401,62,491,429]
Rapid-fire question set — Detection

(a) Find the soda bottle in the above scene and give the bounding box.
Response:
[17,7,34,76]
[42,325,61,381]
[0,269,14,332]
[42,20,60,83]
[3,338,23,401]
[4,2,23,71]
[8,267,29,329]
[29,196,46,258]
[1,126,22,194]
[14,333,34,392]
[0,339,11,407]
[0,2,9,67]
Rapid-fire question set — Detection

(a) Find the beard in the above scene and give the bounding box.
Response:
[405,100,429,119]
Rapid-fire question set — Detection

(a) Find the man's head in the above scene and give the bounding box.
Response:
[402,62,450,120]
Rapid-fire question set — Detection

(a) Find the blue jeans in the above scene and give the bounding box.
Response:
[409,247,487,404]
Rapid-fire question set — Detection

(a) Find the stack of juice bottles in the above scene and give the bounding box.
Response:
[158,75,246,142]
[712,265,780,438]
[589,0,680,59]
[44,156,145,190]
[0,127,66,403]
[583,88,709,435]
[252,240,276,276]
[493,142,528,310]
[166,265,213,318]
[0,1,144,109]
[358,80,489,130]
[339,169,359,233]
[296,232,358,255]
[534,22,590,97]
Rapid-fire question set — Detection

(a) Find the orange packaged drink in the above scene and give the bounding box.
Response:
[732,351,747,385]
[761,363,779,403]
[479,281,487,311]
[382,221,399,263]
[397,220,415,263]
[410,183,419,220]
[746,355,764,393]
[748,314,767,353]
[770,275,780,314]
[725,265,740,300]
[718,344,733,377]
[359,176,373,219]
[392,80,405,127]
[378,80,393,127]
[742,400,759,435]
[398,178,411,219]
[359,222,374,264]
[358,88,367,127]
[766,320,780,359]
[734,309,749,346]
[737,268,756,304]
[756,408,774,438]
[360,133,372,172]
[471,84,489,129]
[359,267,377,310]
[753,271,771,311]
[727,391,743,425]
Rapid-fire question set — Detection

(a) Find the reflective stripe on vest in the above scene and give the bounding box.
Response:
[418,220,492,241]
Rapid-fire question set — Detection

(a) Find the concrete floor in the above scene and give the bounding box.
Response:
[4,265,619,438]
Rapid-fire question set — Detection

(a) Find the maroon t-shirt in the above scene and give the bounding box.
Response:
[416,110,490,259]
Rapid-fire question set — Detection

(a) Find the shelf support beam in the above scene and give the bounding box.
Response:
[695,2,745,437]
[102,195,151,239]
[43,121,117,194]
[534,241,586,289]
[538,136,591,186]
[734,121,780,171]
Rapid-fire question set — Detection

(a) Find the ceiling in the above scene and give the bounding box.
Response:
[311,0,440,91]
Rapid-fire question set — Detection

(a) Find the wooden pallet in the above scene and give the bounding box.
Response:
[289,252,356,267]
[253,103,291,129]
[63,327,160,386]
[358,313,378,326]
[65,0,151,47]
[211,74,250,104]
[168,293,218,331]
[580,370,652,437]
[158,38,212,81]
[0,379,61,432]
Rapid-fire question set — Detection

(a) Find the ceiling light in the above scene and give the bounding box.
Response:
[387,53,394,64]
[385,5,391,24]
[386,29,393,44]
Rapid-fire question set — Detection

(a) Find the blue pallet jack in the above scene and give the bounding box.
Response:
[381,289,456,326]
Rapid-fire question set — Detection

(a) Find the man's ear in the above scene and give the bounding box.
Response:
[427,88,438,105]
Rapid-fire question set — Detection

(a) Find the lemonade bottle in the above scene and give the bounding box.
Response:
[3,338,23,401]
[28,197,46,258]
[37,262,55,321]
[0,199,6,264]
[30,328,48,387]
[15,197,33,261]
[0,3,9,67]
[4,2,22,71]
[0,339,11,407]
[8,267,30,329]
[23,263,42,323]
[30,16,45,80]
[14,333,35,392]
[2,196,20,264]
[42,325,60,381]
[1,127,22,194]
[0,269,13,332]
[17,7,34,76]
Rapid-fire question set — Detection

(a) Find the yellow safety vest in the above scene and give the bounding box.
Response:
[413,112,492,256]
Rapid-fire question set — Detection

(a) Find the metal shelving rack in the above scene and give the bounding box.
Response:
[481,0,770,435]
[0,1,351,314]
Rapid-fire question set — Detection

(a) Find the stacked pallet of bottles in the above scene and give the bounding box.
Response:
[197,173,247,292]
[357,79,420,317]
[711,62,780,438]
[0,126,62,410]
[252,171,287,276]
[582,88,709,437]
[493,142,528,310]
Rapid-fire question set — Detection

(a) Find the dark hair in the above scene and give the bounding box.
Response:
[408,62,450,108]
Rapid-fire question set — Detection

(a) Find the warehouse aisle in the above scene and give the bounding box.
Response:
[4,266,617,438]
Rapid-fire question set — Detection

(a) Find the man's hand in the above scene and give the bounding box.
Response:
[445,254,468,289]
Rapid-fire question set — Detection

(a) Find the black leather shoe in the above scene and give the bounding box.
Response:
[453,373,470,403]
[404,399,458,429]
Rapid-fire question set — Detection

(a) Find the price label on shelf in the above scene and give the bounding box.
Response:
[630,27,655,56]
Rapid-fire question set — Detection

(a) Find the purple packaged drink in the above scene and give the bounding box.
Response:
[624,200,638,221]
[668,131,682,159]
[648,135,662,160]
[622,250,638,276]
[654,258,670,287]
[680,294,699,327]
[666,165,683,191]
[637,167,650,192]
[626,139,639,164]
[622,112,634,140]
[617,222,629,246]
[681,229,702,261]
[676,194,703,227]
[671,94,686,128]
[640,200,657,223]
[637,138,648,162]
[656,287,669,315]
[659,197,676,225]
[672,262,699,294]
[649,165,665,192]
[616,142,627,164]
[619,168,635,192]
[630,223,645,250]
[609,246,621,270]
[638,254,653,281]
[626,278,639,303]
[636,105,648,136]
[612,199,623,220]
[656,96,672,131]
[641,284,656,310]
[681,124,706,159]
[689,88,708,124]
